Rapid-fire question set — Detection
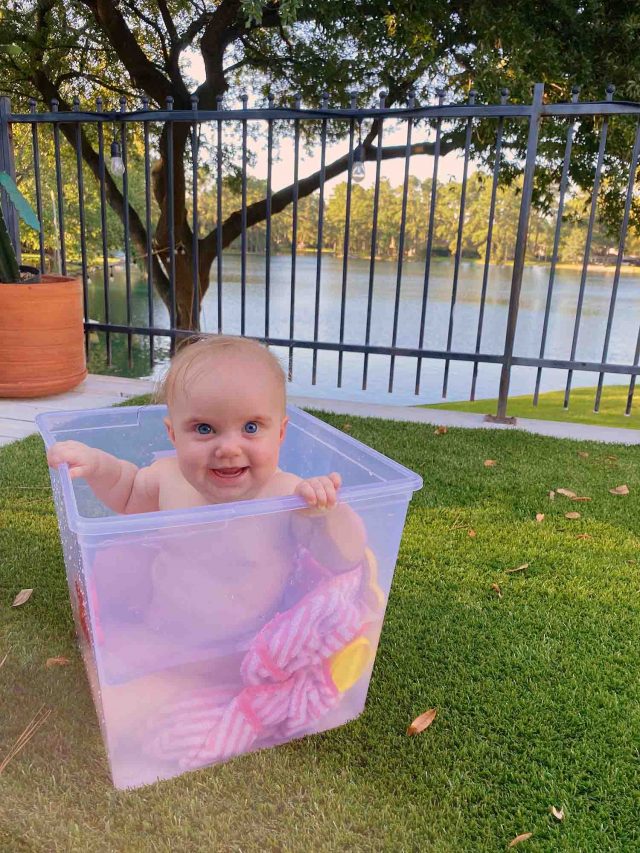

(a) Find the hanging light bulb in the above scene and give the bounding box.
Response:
[352,154,366,183]
[352,119,366,182]
[110,138,125,176]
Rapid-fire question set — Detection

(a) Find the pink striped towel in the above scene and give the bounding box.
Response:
[145,550,378,769]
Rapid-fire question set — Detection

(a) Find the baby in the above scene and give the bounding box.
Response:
[47,335,366,650]
[46,336,379,774]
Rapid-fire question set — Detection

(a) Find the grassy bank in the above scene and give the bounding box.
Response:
[425,385,638,431]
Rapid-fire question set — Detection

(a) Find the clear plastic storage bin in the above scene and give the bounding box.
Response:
[37,404,422,789]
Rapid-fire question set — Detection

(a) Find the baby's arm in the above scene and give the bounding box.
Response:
[291,473,367,570]
[46,440,160,514]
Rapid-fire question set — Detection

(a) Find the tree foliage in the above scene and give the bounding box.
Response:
[1,1,640,327]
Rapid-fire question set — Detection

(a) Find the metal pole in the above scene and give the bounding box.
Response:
[0,96,21,263]
[489,83,544,423]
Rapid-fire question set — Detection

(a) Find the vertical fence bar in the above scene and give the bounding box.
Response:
[625,330,640,414]
[388,90,415,393]
[288,93,301,378]
[442,90,475,397]
[470,89,508,401]
[190,95,200,330]
[0,97,20,262]
[415,87,445,395]
[166,96,177,350]
[337,93,357,388]
[265,92,274,339]
[594,117,640,410]
[533,87,580,405]
[96,98,111,365]
[312,92,329,385]
[51,99,67,275]
[216,94,223,333]
[73,97,90,356]
[362,91,386,390]
[564,84,615,408]
[142,96,155,367]
[494,83,545,420]
[240,93,248,336]
[120,97,133,366]
[29,99,46,271]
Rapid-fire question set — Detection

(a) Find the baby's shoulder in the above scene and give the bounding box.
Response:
[262,469,301,498]
[146,454,180,483]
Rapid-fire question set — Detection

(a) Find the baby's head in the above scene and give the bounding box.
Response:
[156,336,288,503]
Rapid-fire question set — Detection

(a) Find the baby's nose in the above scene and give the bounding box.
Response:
[214,438,241,458]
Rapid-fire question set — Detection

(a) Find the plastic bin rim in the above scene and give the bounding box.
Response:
[36,403,423,536]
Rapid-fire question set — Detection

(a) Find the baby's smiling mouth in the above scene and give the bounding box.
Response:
[209,466,248,480]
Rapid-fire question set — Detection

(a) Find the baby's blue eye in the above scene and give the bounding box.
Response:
[195,423,213,435]
[243,421,259,434]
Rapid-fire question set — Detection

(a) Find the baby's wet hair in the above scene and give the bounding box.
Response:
[155,335,287,411]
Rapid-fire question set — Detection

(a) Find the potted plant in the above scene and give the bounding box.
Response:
[0,172,87,398]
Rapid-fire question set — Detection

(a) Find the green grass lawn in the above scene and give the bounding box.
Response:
[1,407,639,851]
[425,384,639,431]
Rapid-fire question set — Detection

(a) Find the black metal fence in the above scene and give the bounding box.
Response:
[2,83,640,418]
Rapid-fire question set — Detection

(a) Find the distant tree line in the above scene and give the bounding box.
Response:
[201,173,640,266]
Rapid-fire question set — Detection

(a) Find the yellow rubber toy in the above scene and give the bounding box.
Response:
[328,635,373,693]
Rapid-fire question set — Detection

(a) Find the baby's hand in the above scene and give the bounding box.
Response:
[295,472,342,510]
[46,440,101,480]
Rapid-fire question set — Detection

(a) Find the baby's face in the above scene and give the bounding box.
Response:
[164,353,287,504]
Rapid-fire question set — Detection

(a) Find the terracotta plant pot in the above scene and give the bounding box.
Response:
[0,274,87,398]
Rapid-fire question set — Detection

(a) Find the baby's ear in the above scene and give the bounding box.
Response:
[279,416,289,443]
[163,417,176,445]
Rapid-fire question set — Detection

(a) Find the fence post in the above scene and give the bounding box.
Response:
[489,82,544,423]
[0,97,21,264]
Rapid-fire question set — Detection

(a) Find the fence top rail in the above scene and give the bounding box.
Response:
[6,99,640,124]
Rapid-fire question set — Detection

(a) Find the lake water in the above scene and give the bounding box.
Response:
[87,254,640,406]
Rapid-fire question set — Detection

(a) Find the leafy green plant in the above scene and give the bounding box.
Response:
[0,171,40,282]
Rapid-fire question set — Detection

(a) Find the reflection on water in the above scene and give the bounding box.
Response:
[87,255,640,405]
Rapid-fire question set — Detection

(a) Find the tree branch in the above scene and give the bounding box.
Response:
[79,0,177,105]
[157,0,179,45]
[200,129,457,269]
[29,66,169,294]
[120,0,170,67]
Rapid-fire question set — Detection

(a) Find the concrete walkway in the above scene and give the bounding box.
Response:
[0,375,638,447]
[291,395,640,445]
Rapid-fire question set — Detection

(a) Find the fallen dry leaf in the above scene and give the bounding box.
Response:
[506,563,529,574]
[556,488,577,499]
[609,484,629,496]
[571,496,592,502]
[491,582,503,598]
[548,490,555,501]
[578,451,589,459]
[484,459,497,467]
[508,833,533,848]
[565,512,581,520]
[341,423,352,432]
[605,454,618,462]
[12,589,33,608]
[550,806,565,821]
[576,533,592,540]
[407,708,437,735]
[468,529,477,538]
[45,656,70,668]
[434,426,448,435]
[536,513,545,522]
